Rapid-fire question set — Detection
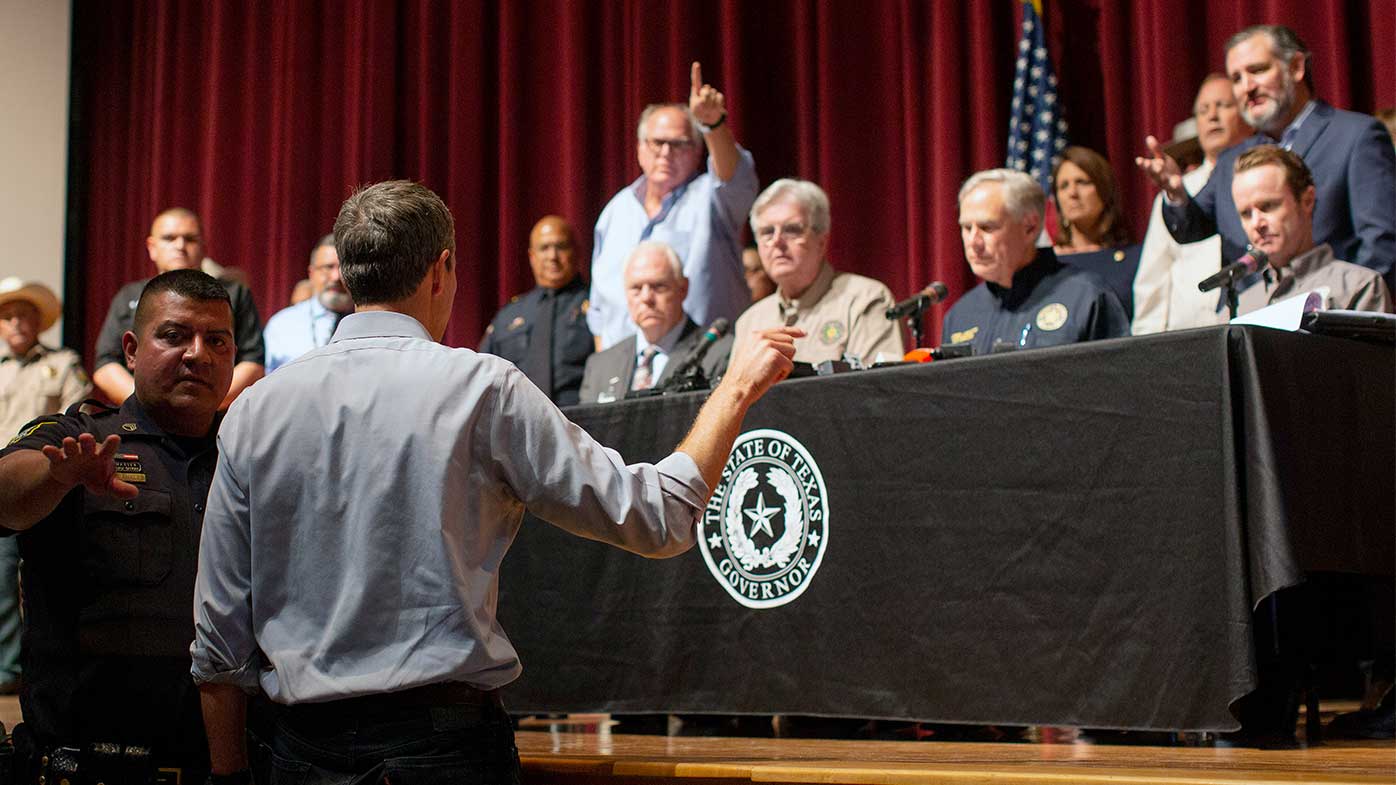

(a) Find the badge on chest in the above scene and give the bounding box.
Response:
[115,453,147,484]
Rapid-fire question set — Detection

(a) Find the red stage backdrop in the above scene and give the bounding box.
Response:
[68,0,1393,354]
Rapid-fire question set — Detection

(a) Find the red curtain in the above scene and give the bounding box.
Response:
[70,0,1394,353]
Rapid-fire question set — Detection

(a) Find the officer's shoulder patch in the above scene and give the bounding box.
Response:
[9,421,58,446]
[483,324,495,336]
[951,326,979,344]
[1036,303,1069,331]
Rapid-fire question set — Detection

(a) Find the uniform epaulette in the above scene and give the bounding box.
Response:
[66,398,119,417]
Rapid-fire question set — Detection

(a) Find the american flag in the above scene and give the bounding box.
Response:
[1006,0,1068,194]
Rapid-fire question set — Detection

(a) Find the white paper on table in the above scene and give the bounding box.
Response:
[1230,288,1329,331]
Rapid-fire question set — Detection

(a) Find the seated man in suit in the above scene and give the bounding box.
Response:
[1232,145,1392,315]
[579,241,732,403]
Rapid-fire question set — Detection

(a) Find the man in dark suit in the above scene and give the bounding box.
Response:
[579,241,732,404]
[1136,24,1395,284]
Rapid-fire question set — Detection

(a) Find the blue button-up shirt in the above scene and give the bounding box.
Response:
[588,147,758,349]
[262,297,341,373]
[192,310,708,703]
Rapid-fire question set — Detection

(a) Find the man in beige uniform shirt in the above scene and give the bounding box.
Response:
[0,277,92,692]
[1232,145,1392,315]
[732,179,904,365]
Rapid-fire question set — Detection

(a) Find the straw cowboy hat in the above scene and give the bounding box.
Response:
[0,277,62,332]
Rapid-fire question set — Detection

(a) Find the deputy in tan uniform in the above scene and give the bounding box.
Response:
[1,278,91,435]
[0,277,91,693]
[732,179,904,365]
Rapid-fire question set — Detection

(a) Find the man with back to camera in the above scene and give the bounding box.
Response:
[1136,24,1396,286]
[579,241,733,404]
[730,179,904,366]
[589,62,759,350]
[262,234,355,372]
[191,180,801,784]
[92,208,264,407]
[0,270,236,784]
[479,215,594,405]
[1132,73,1253,333]
[1231,145,1392,315]
[942,169,1128,355]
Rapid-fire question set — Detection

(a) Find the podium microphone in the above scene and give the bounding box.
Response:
[660,318,731,391]
[1198,247,1268,292]
[885,282,949,321]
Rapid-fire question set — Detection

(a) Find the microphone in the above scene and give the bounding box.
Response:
[885,282,949,321]
[1198,247,1268,292]
[659,318,731,392]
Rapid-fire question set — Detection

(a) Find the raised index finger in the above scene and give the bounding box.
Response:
[691,61,703,95]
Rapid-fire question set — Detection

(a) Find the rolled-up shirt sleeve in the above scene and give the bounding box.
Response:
[486,367,709,558]
[190,426,262,689]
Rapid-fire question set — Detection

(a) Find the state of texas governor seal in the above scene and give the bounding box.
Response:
[699,428,829,609]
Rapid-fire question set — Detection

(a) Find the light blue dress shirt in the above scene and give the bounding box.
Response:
[262,297,341,373]
[588,147,758,349]
[191,311,708,703]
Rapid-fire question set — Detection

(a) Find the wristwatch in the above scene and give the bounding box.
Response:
[698,113,727,134]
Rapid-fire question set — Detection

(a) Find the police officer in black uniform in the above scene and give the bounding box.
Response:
[478,215,593,405]
[0,270,237,785]
[943,168,1128,354]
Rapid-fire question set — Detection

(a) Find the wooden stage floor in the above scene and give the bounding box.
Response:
[517,725,1396,785]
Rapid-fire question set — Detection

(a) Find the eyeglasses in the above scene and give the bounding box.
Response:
[643,137,695,155]
[755,222,811,245]
[310,261,341,273]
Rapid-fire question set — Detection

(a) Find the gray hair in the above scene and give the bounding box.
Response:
[309,233,336,265]
[957,168,1046,222]
[636,103,705,150]
[624,241,685,282]
[1225,25,1313,88]
[749,178,832,236]
[334,180,456,305]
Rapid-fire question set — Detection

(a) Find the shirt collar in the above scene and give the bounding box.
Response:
[1279,100,1317,147]
[116,394,221,446]
[1269,243,1333,286]
[777,262,836,318]
[986,247,1062,305]
[0,343,51,364]
[635,318,688,358]
[331,310,433,343]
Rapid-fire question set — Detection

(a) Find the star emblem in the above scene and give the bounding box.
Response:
[744,494,780,539]
[808,531,822,548]
[707,532,723,550]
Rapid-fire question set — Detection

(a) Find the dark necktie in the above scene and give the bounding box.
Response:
[520,292,555,397]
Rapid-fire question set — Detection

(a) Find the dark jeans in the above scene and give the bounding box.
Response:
[250,689,520,785]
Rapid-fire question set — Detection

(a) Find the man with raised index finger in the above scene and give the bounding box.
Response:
[588,61,759,350]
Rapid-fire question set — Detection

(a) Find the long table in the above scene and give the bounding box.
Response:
[496,326,1394,732]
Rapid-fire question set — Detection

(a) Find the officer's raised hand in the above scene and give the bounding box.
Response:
[43,433,140,498]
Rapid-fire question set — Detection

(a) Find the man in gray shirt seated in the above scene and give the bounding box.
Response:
[191,180,800,785]
[1232,145,1392,315]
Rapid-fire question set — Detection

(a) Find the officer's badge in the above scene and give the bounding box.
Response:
[951,326,979,344]
[42,365,57,379]
[699,429,829,609]
[121,423,138,432]
[508,316,526,331]
[1036,303,1068,331]
[581,299,589,314]
[818,320,846,345]
[114,453,146,484]
[1113,250,1126,263]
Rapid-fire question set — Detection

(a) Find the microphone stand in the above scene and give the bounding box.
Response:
[899,294,931,347]
[1224,279,1240,320]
